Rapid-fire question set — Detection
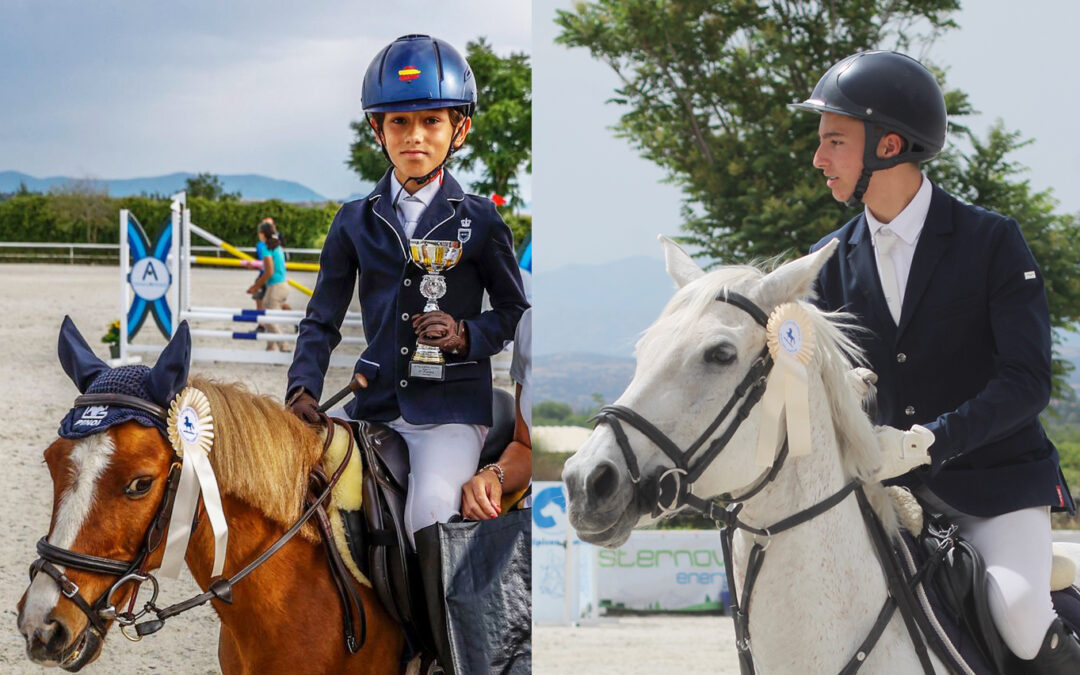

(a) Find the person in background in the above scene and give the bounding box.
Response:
[247,217,291,351]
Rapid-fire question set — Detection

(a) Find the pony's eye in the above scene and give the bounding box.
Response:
[704,343,737,366]
[124,477,154,498]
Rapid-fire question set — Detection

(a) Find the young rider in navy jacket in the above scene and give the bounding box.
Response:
[286,35,528,543]
[794,51,1078,673]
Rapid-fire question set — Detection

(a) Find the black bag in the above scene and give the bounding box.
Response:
[414,508,532,675]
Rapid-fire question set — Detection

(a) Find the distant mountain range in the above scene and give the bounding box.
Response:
[0,170,337,203]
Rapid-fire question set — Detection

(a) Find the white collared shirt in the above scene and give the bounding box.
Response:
[389,173,442,239]
[866,174,932,306]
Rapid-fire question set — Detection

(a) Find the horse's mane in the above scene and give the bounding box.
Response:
[646,265,897,531]
[191,376,325,541]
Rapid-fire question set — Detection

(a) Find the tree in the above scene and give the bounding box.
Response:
[47,179,113,243]
[557,0,1080,395]
[347,38,532,211]
[185,172,240,202]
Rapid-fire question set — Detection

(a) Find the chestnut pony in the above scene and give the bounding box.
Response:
[17,319,402,673]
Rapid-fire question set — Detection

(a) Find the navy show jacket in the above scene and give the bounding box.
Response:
[287,170,528,426]
[811,183,1074,517]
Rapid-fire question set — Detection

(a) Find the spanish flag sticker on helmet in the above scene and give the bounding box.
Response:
[398,65,421,81]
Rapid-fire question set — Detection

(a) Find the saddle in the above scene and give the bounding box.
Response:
[336,388,518,653]
[890,489,1080,675]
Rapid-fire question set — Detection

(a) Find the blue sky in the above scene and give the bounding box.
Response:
[0,1,530,201]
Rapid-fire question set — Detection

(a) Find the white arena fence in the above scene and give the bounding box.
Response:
[118,191,364,367]
[532,481,730,624]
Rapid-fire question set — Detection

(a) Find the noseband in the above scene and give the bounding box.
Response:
[593,290,784,517]
[29,394,365,650]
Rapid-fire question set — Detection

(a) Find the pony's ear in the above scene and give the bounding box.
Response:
[58,316,110,393]
[756,239,839,310]
[660,235,704,288]
[146,321,191,407]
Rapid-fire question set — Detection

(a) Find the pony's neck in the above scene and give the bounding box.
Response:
[183,494,324,638]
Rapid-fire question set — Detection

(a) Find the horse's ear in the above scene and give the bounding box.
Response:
[660,235,704,288]
[757,239,839,310]
[146,321,191,407]
[58,316,110,393]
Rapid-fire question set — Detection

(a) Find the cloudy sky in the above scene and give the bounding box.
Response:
[534,0,1080,271]
[0,1,530,201]
[4,1,1078,272]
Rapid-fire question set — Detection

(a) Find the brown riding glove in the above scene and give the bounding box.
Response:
[412,311,469,356]
[285,388,321,425]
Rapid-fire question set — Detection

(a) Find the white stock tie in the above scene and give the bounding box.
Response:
[398,197,425,239]
[875,228,902,324]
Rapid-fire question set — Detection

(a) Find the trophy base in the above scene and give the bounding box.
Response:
[409,362,445,381]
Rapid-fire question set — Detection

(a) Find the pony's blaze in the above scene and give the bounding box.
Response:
[18,424,172,670]
[19,434,114,667]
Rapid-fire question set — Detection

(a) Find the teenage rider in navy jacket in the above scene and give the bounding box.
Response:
[794,51,1078,673]
[286,35,528,544]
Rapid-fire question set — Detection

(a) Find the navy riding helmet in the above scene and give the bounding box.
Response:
[361,34,477,116]
[790,51,947,207]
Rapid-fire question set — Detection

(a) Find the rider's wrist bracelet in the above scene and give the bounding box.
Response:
[479,463,504,485]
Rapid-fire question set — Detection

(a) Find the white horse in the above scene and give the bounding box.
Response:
[564,238,963,673]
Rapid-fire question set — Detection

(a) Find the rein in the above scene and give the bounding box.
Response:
[590,290,936,674]
[30,400,366,652]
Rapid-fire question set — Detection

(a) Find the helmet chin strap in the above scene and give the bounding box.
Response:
[844,122,907,208]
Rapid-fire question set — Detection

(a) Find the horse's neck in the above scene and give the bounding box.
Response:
[733,381,893,670]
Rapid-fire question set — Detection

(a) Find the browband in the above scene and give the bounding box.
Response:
[73,393,168,422]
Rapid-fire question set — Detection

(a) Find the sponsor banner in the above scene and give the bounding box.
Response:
[531,481,593,623]
[597,530,728,612]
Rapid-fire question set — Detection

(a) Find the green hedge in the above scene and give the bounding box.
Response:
[0,193,531,254]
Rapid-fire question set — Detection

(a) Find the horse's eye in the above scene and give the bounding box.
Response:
[704,343,737,366]
[124,477,154,498]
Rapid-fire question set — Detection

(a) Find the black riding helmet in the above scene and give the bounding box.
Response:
[790,51,947,207]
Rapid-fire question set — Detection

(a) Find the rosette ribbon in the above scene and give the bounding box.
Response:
[755,303,816,467]
[159,387,228,578]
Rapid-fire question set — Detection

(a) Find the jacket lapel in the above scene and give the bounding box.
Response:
[412,172,465,242]
[846,215,895,336]
[896,185,954,338]
[369,171,408,260]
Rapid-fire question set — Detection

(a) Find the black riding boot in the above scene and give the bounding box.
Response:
[1017,618,1080,674]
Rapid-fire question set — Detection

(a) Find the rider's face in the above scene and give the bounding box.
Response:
[373,108,470,189]
[812,112,865,203]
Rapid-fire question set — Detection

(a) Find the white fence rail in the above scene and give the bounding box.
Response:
[0,241,323,263]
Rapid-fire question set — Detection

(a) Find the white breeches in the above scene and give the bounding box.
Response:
[386,417,486,545]
[920,489,1054,660]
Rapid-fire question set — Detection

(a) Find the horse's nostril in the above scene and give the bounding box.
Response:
[35,619,68,653]
[587,462,620,502]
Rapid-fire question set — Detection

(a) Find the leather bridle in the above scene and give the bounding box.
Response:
[590,290,936,674]
[29,393,365,651]
[592,290,781,517]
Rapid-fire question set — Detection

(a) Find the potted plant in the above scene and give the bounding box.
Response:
[102,320,121,359]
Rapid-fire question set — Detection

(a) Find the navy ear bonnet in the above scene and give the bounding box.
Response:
[56,316,191,440]
[59,366,166,439]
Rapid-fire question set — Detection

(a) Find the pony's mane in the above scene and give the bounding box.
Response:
[642,264,896,529]
[192,376,325,540]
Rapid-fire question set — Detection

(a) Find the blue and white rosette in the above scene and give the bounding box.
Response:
[160,387,228,578]
[756,303,816,467]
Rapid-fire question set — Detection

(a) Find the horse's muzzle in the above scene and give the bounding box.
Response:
[563,454,641,548]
